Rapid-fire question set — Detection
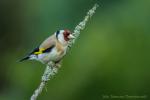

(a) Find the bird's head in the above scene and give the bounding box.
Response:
[55,30,75,45]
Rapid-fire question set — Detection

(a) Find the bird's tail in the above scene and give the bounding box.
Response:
[19,56,30,62]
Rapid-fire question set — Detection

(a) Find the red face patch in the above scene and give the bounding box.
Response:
[63,30,71,41]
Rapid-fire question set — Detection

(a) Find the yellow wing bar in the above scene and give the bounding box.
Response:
[34,48,45,55]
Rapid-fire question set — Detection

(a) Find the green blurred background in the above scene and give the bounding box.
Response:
[0,0,150,100]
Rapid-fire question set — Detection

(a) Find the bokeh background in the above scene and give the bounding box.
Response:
[0,0,150,100]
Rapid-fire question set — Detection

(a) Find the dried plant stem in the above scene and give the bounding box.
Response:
[31,62,58,100]
[30,3,99,100]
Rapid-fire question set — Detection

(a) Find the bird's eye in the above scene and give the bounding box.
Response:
[66,32,70,35]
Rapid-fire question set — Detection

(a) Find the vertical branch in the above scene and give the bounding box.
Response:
[31,62,58,100]
[30,3,99,100]
[68,4,99,49]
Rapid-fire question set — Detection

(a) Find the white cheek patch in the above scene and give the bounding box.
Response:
[57,30,68,46]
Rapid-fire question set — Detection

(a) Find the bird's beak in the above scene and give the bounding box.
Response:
[68,34,75,39]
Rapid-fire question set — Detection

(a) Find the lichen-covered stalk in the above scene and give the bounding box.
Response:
[68,4,99,49]
[30,3,99,100]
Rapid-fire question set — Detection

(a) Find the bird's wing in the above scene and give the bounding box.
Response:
[25,35,56,55]
[39,34,56,52]
[30,47,40,54]
[28,45,55,56]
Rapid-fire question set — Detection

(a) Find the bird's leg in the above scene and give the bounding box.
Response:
[54,60,62,68]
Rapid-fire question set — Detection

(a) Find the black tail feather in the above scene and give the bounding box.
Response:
[19,56,30,62]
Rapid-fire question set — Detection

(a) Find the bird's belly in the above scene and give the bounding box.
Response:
[38,47,66,63]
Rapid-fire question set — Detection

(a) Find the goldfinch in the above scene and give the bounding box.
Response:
[19,30,75,64]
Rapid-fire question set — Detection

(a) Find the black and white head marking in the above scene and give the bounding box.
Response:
[55,30,68,46]
[56,30,60,39]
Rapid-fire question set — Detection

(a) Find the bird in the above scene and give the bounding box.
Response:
[19,29,75,64]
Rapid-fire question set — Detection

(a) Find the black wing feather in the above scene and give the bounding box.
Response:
[19,47,39,62]
[30,47,39,54]
[19,45,55,62]
[43,45,55,53]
